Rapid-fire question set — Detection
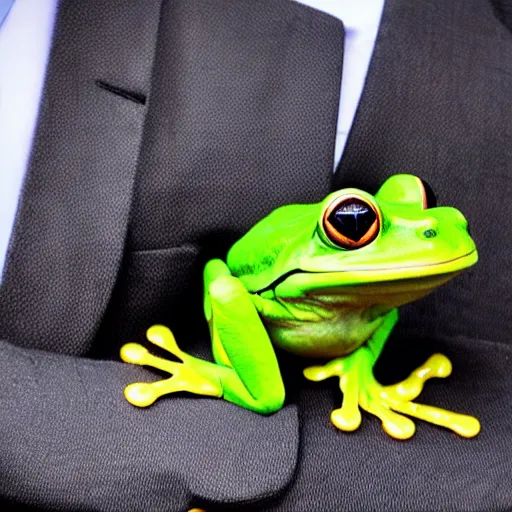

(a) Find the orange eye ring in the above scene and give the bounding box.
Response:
[322,194,380,249]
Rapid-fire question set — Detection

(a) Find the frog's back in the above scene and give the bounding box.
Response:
[227,203,317,284]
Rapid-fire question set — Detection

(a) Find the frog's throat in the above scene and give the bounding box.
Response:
[261,249,478,294]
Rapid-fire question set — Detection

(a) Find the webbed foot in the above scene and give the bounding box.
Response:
[304,348,480,440]
[121,325,222,407]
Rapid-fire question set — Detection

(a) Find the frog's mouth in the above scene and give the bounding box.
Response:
[258,249,478,298]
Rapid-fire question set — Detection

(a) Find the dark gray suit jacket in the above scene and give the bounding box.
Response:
[1,0,511,510]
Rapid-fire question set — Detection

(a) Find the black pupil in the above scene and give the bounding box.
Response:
[328,199,376,242]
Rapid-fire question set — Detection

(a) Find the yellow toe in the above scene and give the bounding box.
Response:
[331,407,362,432]
[124,383,158,407]
[120,343,150,364]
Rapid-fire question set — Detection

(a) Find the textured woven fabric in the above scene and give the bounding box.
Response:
[0,0,340,509]
[491,0,512,30]
[334,0,512,346]
[263,335,512,512]
[0,0,162,354]
[127,0,343,252]
[0,340,299,511]
[1,0,512,510]
[94,0,344,357]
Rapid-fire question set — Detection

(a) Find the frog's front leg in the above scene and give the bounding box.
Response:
[121,259,285,414]
[304,310,481,440]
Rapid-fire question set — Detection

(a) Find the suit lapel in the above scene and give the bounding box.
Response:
[0,0,162,354]
[127,0,345,253]
[334,0,512,343]
[92,0,345,353]
[334,0,512,190]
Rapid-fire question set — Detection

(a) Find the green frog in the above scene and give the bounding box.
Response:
[121,174,480,440]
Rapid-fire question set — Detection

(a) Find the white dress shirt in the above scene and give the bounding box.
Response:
[0,0,384,279]
[0,0,58,279]
[295,0,385,164]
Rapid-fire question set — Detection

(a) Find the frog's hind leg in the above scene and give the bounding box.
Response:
[121,259,285,414]
[304,310,481,439]
[121,326,223,407]
[202,259,285,413]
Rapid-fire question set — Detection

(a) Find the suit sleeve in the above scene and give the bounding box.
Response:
[0,340,299,511]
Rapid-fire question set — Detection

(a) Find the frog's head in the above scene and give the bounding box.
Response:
[228,174,477,298]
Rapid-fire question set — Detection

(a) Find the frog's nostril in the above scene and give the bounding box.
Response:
[423,229,437,239]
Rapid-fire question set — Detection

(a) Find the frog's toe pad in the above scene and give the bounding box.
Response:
[308,351,480,439]
[303,365,329,382]
[124,382,158,407]
[331,407,361,432]
[376,408,416,440]
[120,343,150,364]
[146,325,183,358]
[120,325,223,407]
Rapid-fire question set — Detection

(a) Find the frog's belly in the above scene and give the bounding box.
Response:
[262,274,452,358]
[264,305,388,358]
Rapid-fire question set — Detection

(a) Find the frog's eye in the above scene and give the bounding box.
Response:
[322,195,380,249]
[419,178,437,209]
[375,174,437,209]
